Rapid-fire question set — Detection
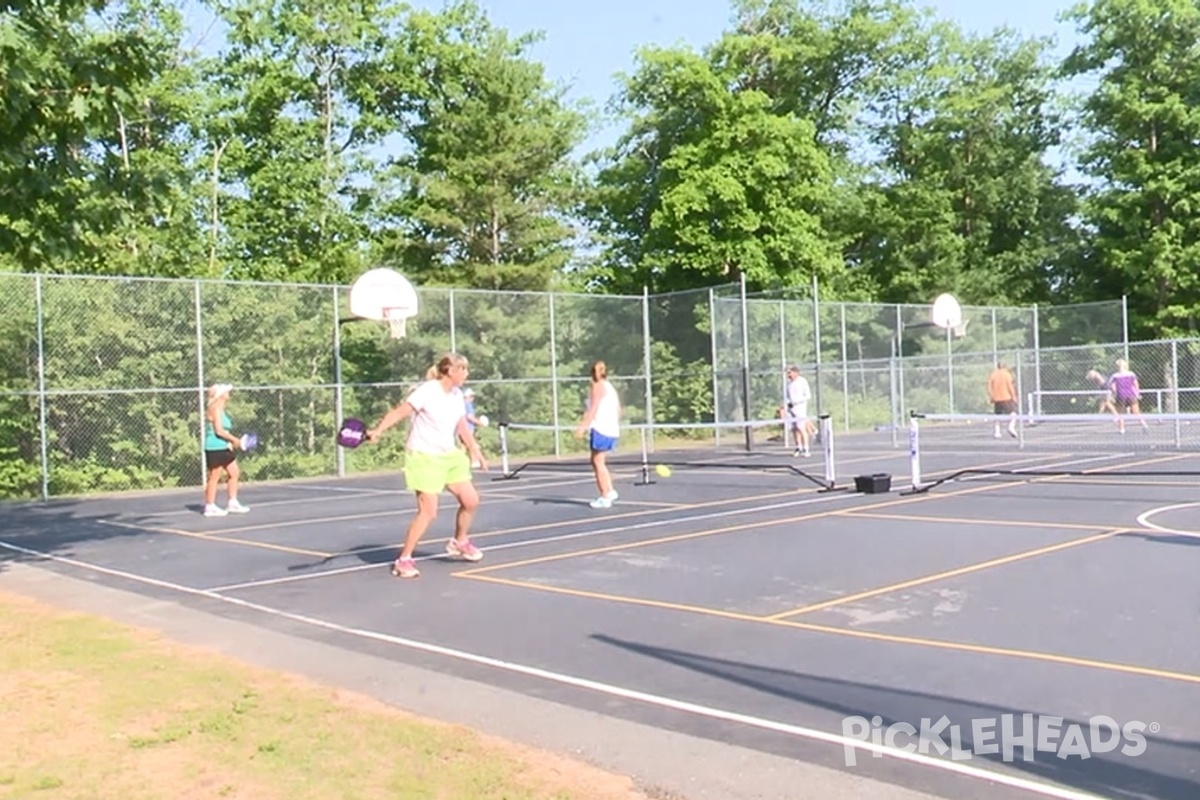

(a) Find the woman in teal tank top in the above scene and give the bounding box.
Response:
[203,383,250,517]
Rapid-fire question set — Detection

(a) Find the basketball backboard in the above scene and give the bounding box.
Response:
[348,268,419,338]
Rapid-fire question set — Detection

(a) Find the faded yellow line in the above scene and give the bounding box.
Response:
[457,463,1065,576]
[765,529,1129,620]
[96,519,331,558]
[456,572,1200,686]
[455,506,849,576]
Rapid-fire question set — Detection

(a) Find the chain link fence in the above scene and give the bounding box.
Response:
[0,271,1138,500]
[711,279,1129,435]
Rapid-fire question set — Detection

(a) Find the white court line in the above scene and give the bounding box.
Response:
[927,453,1126,485]
[202,491,865,592]
[0,539,1106,800]
[1136,502,1200,540]
[275,484,406,495]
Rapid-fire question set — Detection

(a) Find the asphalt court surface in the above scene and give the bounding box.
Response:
[3,442,1200,800]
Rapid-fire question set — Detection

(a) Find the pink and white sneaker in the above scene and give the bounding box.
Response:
[446,538,483,562]
[391,557,420,578]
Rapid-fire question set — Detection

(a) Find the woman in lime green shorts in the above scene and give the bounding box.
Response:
[366,353,488,579]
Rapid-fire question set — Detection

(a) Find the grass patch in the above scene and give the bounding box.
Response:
[0,591,654,800]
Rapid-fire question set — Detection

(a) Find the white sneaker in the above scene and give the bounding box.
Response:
[203,503,227,517]
[589,496,612,509]
[226,500,250,514]
[604,490,619,503]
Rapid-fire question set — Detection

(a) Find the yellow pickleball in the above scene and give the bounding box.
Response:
[655,464,672,478]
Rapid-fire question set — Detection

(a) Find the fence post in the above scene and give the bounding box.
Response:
[893,305,904,447]
[1172,339,1181,447]
[549,292,561,457]
[1032,303,1042,415]
[642,287,653,451]
[709,287,720,446]
[194,280,207,488]
[1121,295,1130,361]
[34,274,49,501]
[778,300,788,447]
[991,307,998,362]
[332,285,345,477]
[739,273,752,451]
[840,303,849,432]
[449,288,457,353]
[811,273,823,421]
[946,325,954,414]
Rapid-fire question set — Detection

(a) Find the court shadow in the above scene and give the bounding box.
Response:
[592,633,1200,800]
[1117,532,1200,548]
[0,499,179,575]
[529,497,596,508]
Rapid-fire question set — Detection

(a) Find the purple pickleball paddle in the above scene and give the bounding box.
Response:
[337,418,368,448]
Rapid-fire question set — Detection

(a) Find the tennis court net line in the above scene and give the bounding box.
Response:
[490,416,841,492]
[903,410,1200,494]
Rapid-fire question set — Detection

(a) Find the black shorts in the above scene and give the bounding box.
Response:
[205,448,238,470]
[993,401,1017,415]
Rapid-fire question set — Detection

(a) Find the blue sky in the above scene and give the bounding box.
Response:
[181,0,1088,160]
[427,0,1085,152]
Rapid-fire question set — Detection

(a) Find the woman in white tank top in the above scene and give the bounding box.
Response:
[575,360,621,509]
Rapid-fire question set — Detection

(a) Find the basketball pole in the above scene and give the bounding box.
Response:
[332,285,346,478]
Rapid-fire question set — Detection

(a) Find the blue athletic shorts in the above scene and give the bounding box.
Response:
[589,430,618,452]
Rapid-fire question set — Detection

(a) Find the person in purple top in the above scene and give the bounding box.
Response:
[1107,358,1148,434]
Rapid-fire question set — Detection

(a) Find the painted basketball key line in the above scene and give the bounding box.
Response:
[764,529,1128,620]
[458,572,1200,687]
[0,540,1109,800]
[96,519,332,558]
[1136,501,1200,540]
[202,490,865,592]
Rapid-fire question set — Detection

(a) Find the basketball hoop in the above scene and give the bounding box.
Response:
[348,267,420,339]
[931,293,962,329]
[952,318,970,338]
[383,307,410,339]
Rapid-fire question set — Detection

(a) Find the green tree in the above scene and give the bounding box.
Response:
[850,23,1075,305]
[204,0,408,283]
[371,0,588,292]
[0,0,188,272]
[1061,0,1200,337]
[586,43,841,294]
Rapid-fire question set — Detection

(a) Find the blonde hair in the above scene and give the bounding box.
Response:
[207,383,232,405]
[1116,358,1128,371]
[590,360,607,381]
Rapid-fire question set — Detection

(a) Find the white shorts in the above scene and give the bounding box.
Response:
[787,403,808,424]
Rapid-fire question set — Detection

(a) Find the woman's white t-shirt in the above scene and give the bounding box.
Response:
[589,379,620,438]
[404,380,467,454]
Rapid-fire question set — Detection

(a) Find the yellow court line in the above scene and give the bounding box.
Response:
[457,452,1191,578]
[455,507,850,576]
[456,572,1200,687]
[455,462,1068,577]
[765,529,1129,620]
[96,519,332,558]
